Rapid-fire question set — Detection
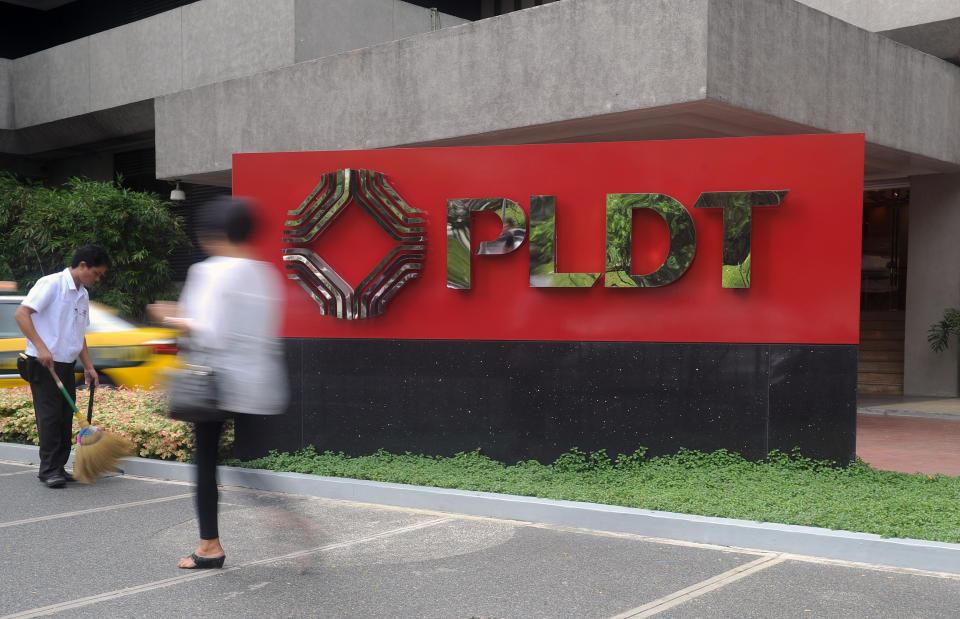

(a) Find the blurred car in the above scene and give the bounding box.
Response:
[0,294,179,389]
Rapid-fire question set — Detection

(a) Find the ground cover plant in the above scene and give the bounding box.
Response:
[2,386,957,543]
[0,386,231,462]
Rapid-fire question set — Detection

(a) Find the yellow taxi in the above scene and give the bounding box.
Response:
[0,293,179,389]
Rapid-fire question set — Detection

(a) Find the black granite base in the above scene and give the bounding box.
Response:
[234,340,857,465]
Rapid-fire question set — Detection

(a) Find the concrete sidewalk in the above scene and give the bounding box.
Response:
[2,442,960,618]
[857,395,960,477]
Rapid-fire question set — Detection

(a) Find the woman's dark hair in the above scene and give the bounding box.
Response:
[71,244,112,268]
[195,196,254,243]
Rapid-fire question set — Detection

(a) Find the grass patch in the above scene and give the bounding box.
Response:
[230,445,960,544]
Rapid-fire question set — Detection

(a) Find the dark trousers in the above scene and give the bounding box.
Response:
[194,420,224,540]
[30,361,76,479]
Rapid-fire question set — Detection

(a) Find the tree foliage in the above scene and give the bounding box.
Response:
[0,173,189,319]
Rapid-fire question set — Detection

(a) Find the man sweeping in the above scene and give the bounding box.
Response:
[14,245,110,488]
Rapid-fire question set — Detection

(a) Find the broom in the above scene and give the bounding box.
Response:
[46,366,134,483]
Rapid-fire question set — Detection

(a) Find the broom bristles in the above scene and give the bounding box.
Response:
[74,428,134,483]
[48,368,133,483]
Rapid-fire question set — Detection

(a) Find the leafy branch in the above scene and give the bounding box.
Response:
[928,308,960,352]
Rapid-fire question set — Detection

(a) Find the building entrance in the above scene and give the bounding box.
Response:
[858,188,909,394]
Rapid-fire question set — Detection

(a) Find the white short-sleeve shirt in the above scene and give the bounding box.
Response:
[21,268,90,363]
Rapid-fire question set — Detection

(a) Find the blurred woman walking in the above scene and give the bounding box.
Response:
[148,196,287,569]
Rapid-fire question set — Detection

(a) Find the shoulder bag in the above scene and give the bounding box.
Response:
[167,344,230,423]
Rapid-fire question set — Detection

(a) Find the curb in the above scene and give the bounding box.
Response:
[858,407,960,420]
[3,441,959,575]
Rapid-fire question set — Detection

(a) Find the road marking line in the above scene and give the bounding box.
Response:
[0,494,194,528]
[1,517,452,619]
[609,554,785,618]
[0,460,33,468]
[0,470,36,477]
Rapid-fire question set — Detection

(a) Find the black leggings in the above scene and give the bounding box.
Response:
[194,420,224,541]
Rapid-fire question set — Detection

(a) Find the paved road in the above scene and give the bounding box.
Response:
[2,458,960,618]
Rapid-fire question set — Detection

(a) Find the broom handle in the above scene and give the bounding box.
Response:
[87,383,95,424]
[45,365,81,420]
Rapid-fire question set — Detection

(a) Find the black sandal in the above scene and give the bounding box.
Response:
[180,552,225,569]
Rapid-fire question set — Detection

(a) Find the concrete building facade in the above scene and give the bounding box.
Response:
[2,0,960,397]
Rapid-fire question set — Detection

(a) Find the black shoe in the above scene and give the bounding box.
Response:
[60,470,76,483]
[179,552,226,569]
[41,474,66,489]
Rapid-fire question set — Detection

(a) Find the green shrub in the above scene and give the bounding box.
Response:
[0,386,232,462]
[0,173,189,319]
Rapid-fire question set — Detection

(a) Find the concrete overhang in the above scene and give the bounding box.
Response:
[881,17,960,67]
[0,0,468,173]
[0,100,155,158]
[152,0,960,187]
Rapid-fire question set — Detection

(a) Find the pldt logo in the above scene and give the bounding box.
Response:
[283,168,787,320]
[447,191,787,290]
[282,169,426,320]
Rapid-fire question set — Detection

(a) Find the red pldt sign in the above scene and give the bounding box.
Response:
[234,134,865,344]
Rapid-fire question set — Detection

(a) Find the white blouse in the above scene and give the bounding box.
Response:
[180,256,288,415]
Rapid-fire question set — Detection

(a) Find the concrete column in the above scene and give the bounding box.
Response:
[904,172,960,396]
